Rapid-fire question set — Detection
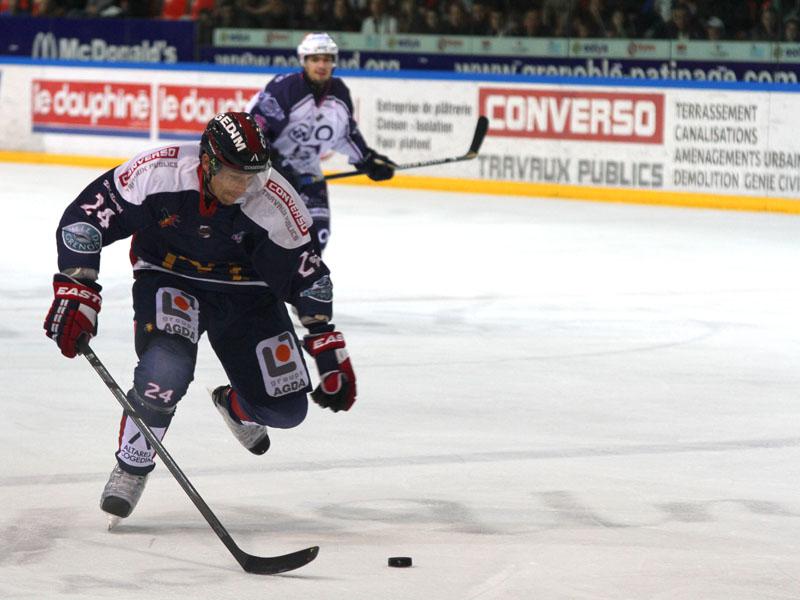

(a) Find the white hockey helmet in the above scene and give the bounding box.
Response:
[297,32,338,63]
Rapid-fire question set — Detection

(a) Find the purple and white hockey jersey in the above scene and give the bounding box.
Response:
[55,143,333,319]
[247,72,371,178]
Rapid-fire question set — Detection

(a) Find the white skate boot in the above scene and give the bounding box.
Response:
[212,386,271,455]
[100,464,148,529]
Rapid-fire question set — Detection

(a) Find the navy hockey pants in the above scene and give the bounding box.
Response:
[115,271,312,474]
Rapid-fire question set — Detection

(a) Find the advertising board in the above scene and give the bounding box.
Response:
[1,62,798,210]
[0,17,195,63]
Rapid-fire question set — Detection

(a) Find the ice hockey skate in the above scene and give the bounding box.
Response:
[100,464,148,529]
[212,385,271,455]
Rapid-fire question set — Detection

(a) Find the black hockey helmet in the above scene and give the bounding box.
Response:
[200,112,269,175]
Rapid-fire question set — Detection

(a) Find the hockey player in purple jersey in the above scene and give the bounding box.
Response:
[44,112,357,524]
[247,32,395,251]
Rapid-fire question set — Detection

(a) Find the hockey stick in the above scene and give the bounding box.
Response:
[77,338,319,575]
[322,115,489,181]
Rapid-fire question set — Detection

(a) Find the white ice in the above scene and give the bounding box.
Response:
[1,162,800,599]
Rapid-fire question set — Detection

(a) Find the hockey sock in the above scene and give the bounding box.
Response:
[229,389,255,423]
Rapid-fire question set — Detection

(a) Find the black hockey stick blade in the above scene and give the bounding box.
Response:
[239,545,319,575]
[77,338,320,575]
[465,115,489,158]
[323,115,489,181]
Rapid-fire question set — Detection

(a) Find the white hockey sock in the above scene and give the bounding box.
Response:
[115,414,167,472]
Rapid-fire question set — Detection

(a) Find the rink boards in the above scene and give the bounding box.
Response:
[1,58,799,213]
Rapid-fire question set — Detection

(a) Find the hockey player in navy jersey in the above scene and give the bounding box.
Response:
[247,32,396,251]
[44,112,357,523]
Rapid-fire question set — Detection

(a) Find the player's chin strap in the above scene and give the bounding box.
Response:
[76,337,319,575]
[320,116,488,182]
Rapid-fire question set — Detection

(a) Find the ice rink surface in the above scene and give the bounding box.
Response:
[1,161,800,599]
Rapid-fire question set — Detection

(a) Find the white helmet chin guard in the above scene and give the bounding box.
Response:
[297,32,338,64]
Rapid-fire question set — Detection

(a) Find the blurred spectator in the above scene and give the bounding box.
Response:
[584,0,610,37]
[705,15,725,40]
[638,0,668,36]
[417,5,440,33]
[129,0,156,16]
[508,7,551,37]
[187,0,214,19]
[606,6,633,38]
[570,12,593,37]
[161,0,188,18]
[397,0,422,33]
[654,3,704,39]
[750,4,781,40]
[706,0,752,40]
[196,3,215,44]
[295,0,328,30]
[84,0,112,16]
[551,10,571,36]
[784,12,800,41]
[649,0,672,22]
[469,0,491,35]
[238,0,289,29]
[440,1,469,34]
[361,0,398,34]
[681,0,701,21]
[236,0,259,26]
[32,0,64,16]
[4,0,790,43]
[486,6,507,35]
[542,0,577,32]
[330,0,360,31]
[268,0,291,27]
[0,0,31,15]
[210,0,238,26]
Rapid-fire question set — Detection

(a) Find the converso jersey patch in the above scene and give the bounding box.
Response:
[241,169,312,249]
[266,179,310,235]
[256,332,310,398]
[118,146,180,189]
[155,287,200,343]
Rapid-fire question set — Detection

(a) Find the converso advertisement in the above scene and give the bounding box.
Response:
[345,76,799,202]
[1,63,799,209]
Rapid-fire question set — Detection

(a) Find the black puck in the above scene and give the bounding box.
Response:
[388,556,412,568]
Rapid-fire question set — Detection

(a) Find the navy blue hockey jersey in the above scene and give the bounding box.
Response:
[55,143,333,320]
[247,72,371,178]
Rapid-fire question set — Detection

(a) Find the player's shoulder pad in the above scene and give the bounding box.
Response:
[280,73,318,110]
[113,143,200,205]
[240,168,313,249]
[267,72,305,99]
[328,78,354,109]
[270,72,295,86]
[249,88,287,122]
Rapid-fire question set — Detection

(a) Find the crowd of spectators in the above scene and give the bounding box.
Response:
[3,0,800,43]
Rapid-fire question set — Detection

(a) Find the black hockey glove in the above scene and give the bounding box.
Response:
[303,327,357,412]
[356,150,396,181]
[44,273,102,358]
